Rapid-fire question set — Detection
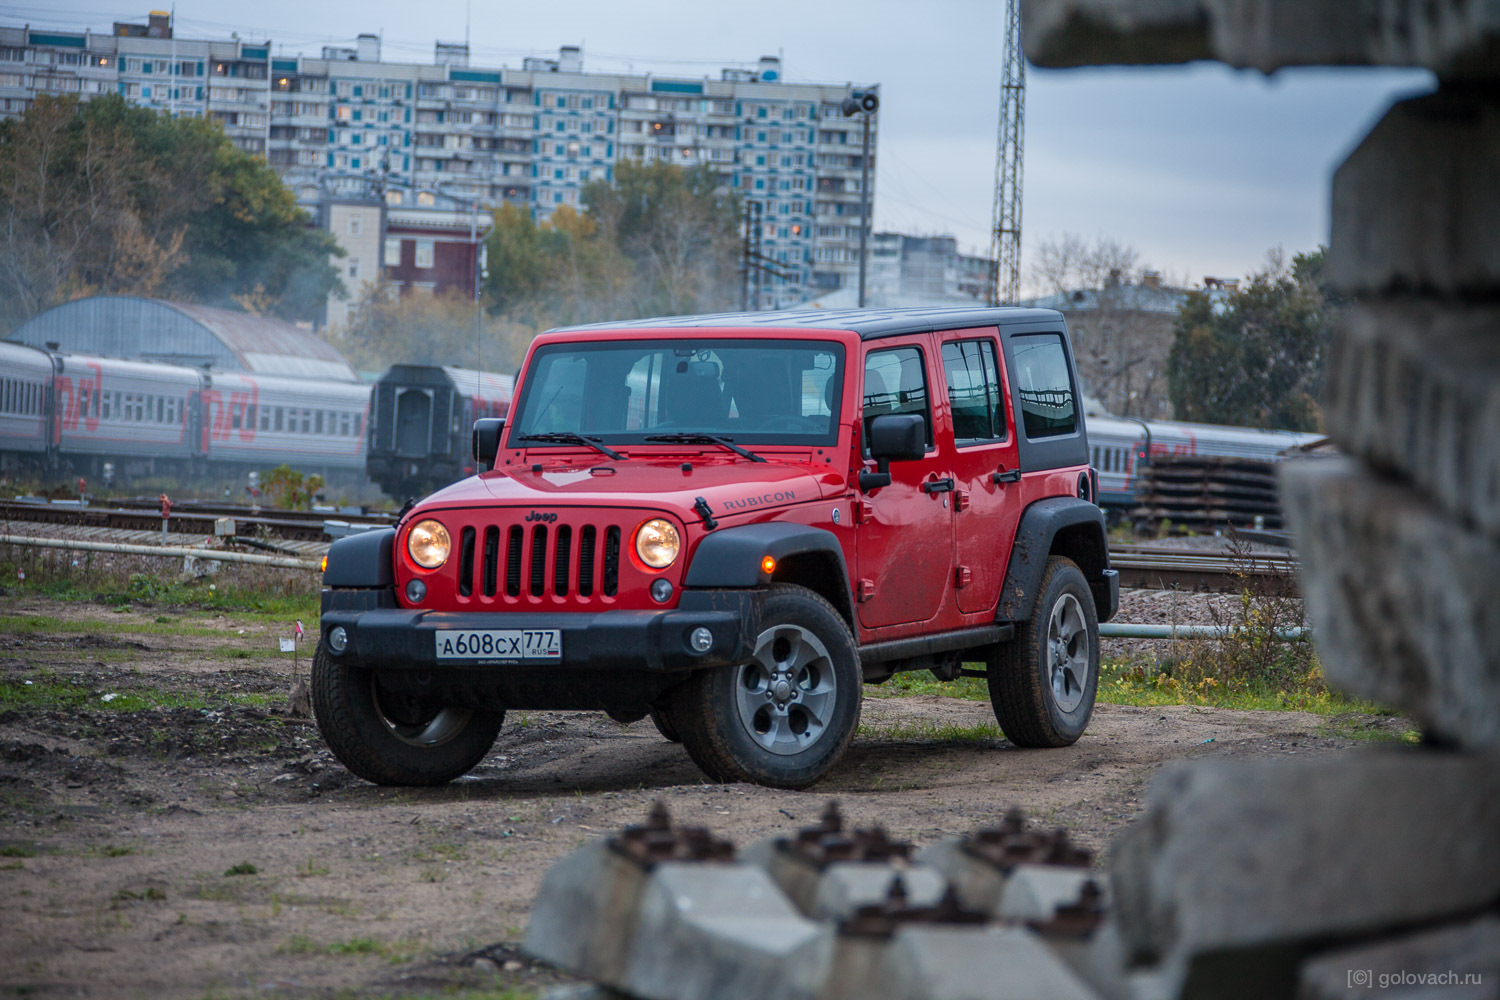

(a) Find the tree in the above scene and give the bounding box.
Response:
[0,94,343,333]
[1028,233,1176,419]
[330,283,533,376]
[1167,247,1334,431]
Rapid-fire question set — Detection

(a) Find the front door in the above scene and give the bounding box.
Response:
[940,330,1022,615]
[855,337,954,629]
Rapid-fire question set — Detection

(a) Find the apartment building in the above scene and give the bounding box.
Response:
[0,15,879,311]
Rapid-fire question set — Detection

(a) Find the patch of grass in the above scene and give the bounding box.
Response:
[858,720,1004,742]
[223,862,258,877]
[297,857,330,877]
[1096,657,1389,715]
[0,669,277,715]
[1318,713,1419,743]
[865,671,988,702]
[0,845,38,858]
[277,935,425,964]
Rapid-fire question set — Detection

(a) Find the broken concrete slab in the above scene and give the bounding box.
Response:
[524,838,651,986]
[1322,302,1500,541]
[622,863,832,1000]
[1329,91,1500,298]
[1020,0,1500,77]
[1111,751,1500,1000]
[1298,915,1500,999]
[1280,457,1500,748]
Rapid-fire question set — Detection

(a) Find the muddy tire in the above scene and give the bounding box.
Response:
[648,706,682,742]
[988,555,1099,747]
[311,642,503,786]
[670,584,860,788]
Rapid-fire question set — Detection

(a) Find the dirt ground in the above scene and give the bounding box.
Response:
[0,594,1406,999]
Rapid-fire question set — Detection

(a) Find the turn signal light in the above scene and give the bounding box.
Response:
[761,555,776,575]
[320,555,327,574]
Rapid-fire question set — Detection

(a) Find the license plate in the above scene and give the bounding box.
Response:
[434,629,561,662]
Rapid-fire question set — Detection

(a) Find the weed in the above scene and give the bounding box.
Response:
[297,857,330,877]
[223,862,258,877]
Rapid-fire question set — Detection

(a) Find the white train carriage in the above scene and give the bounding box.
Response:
[52,353,201,467]
[0,341,54,465]
[1088,415,1324,509]
[201,371,370,475]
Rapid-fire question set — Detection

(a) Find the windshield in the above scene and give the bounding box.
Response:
[511,339,845,446]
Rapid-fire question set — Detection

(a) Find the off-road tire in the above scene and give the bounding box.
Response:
[988,555,1099,747]
[648,706,682,742]
[669,584,861,788]
[311,642,504,786]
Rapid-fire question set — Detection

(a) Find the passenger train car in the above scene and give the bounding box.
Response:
[1088,414,1324,511]
[365,364,514,501]
[0,343,516,498]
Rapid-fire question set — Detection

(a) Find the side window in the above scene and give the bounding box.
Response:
[862,345,932,447]
[1012,334,1077,438]
[941,338,1007,444]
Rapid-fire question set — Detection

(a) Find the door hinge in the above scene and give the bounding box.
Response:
[953,488,970,512]
[857,578,876,602]
[854,499,875,524]
[954,565,972,589]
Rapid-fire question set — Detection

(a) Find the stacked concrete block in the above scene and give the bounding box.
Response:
[1016,3,1500,999]
[528,803,1120,1000]
[1298,916,1500,1000]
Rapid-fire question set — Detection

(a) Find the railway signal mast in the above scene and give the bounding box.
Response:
[989,0,1025,306]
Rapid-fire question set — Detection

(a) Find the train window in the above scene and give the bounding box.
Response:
[231,404,242,430]
[246,404,256,427]
[353,413,363,437]
[259,406,271,431]
[301,409,313,434]
[157,397,164,423]
[315,410,325,435]
[274,407,284,432]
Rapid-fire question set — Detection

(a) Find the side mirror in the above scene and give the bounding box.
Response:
[860,413,925,491]
[472,418,505,471]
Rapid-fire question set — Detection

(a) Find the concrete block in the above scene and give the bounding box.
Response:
[811,862,947,922]
[877,925,1100,1000]
[997,865,1102,923]
[913,836,1010,914]
[524,838,651,985]
[1111,752,1500,1000]
[1330,91,1500,298]
[1021,0,1500,76]
[622,863,832,1000]
[1323,302,1500,540]
[1280,458,1500,748]
[1298,915,1500,999]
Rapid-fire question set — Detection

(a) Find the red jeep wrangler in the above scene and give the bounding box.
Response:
[314,308,1118,789]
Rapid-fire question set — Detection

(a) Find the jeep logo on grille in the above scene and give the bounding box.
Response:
[524,511,558,523]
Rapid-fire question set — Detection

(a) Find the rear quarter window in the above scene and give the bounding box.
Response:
[1012,333,1077,439]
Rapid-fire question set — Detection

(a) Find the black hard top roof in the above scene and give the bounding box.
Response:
[549,306,1064,341]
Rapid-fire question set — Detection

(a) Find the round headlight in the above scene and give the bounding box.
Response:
[407,519,451,569]
[635,518,680,569]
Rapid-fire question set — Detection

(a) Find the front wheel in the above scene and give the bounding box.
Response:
[670,584,861,789]
[311,642,504,786]
[988,555,1099,747]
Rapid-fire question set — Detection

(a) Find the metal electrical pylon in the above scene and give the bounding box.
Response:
[989,0,1025,306]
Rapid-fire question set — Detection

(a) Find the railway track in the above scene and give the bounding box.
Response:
[3,499,1297,593]
[0,498,391,543]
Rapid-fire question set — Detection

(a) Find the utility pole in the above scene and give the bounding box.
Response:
[989,0,1025,306]
[841,91,879,308]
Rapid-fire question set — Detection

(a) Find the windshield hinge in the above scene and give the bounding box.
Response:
[693,496,718,531]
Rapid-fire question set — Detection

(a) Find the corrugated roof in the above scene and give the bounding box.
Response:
[5,296,359,381]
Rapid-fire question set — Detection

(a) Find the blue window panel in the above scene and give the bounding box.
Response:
[327,153,335,167]
[351,158,360,169]
[404,156,410,170]
[554,168,563,179]
[353,109,362,121]
[351,133,362,144]
[556,121,565,130]
[755,155,765,166]
[353,85,362,97]
[606,144,613,158]
[142,62,151,73]
[735,102,742,116]
[554,192,563,203]
[142,86,151,98]
[731,175,739,188]
[757,131,767,142]
[196,86,203,99]
[757,107,767,118]
[327,129,335,142]
[754,179,765,190]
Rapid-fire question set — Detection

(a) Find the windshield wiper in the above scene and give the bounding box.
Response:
[516,432,625,461]
[645,433,767,463]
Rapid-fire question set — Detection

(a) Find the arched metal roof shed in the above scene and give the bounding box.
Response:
[5,295,359,382]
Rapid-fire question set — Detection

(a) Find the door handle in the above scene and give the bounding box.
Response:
[992,467,1021,484]
[922,477,956,494]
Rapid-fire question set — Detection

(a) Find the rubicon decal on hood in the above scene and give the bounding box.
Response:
[721,490,797,511]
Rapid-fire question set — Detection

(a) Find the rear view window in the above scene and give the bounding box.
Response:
[1012,334,1077,438]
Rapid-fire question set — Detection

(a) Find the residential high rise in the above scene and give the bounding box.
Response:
[0,15,879,311]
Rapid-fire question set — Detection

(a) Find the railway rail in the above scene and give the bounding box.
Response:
[3,499,1298,594]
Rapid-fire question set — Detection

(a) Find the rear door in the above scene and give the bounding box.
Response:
[854,336,954,629]
[939,329,1022,615]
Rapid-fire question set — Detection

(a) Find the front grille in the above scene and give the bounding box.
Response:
[459,518,625,604]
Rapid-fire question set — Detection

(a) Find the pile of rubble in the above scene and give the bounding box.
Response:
[526,802,1114,1000]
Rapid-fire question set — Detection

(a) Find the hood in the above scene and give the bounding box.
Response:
[414,457,842,519]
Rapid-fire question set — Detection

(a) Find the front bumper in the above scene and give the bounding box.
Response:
[319,588,760,673]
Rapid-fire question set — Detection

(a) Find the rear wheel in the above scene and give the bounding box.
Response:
[311,642,504,786]
[988,555,1099,747]
[670,584,860,788]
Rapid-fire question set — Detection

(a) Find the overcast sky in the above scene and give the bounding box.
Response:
[11,0,1434,289]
